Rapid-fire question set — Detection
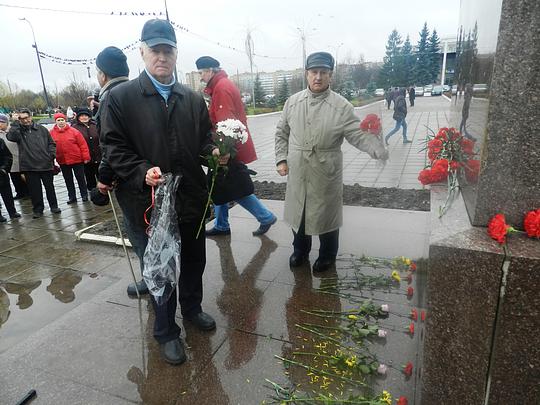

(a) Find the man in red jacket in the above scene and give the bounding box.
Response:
[196,56,276,237]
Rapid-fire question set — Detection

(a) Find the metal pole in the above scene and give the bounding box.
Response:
[20,18,52,117]
[441,40,448,86]
[108,190,140,299]
[298,28,306,88]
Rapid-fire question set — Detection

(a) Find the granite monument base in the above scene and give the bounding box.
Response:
[421,187,540,404]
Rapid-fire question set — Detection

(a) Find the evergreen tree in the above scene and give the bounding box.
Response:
[428,29,441,83]
[277,78,290,105]
[377,29,403,88]
[253,74,265,106]
[401,35,414,86]
[414,22,431,85]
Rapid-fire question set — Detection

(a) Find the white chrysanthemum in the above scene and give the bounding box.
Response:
[216,119,248,144]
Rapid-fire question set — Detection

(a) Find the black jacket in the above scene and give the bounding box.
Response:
[101,71,214,223]
[393,95,408,121]
[72,120,100,163]
[0,138,13,186]
[6,121,55,172]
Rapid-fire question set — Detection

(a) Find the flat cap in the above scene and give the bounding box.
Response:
[195,56,220,70]
[305,51,335,70]
[141,19,176,48]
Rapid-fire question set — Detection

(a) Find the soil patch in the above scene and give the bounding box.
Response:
[254,181,430,211]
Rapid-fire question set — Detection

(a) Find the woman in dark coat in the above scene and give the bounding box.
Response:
[72,107,100,190]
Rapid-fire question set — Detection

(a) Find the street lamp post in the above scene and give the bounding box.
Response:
[19,18,52,117]
[328,42,344,84]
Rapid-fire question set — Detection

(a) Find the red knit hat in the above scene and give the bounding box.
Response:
[54,112,66,121]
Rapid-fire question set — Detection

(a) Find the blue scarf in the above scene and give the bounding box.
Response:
[145,68,176,102]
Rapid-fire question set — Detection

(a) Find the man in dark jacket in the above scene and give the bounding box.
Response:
[72,107,100,190]
[0,137,21,222]
[384,88,412,145]
[101,19,225,366]
[409,86,416,107]
[7,108,61,218]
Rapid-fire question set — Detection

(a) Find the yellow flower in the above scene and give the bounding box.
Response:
[391,270,401,282]
[405,258,411,265]
[381,390,392,405]
[345,356,357,367]
[348,314,358,320]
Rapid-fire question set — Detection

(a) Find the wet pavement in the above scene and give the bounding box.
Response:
[1,193,429,404]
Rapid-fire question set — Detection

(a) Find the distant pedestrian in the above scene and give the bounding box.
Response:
[384,88,392,109]
[409,86,416,107]
[385,88,411,145]
[0,113,29,199]
[459,83,476,141]
[195,55,277,237]
[72,107,100,190]
[50,112,90,204]
[7,108,61,218]
[0,137,21,222]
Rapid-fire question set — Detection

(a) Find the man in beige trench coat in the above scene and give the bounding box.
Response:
[275,51,389,273]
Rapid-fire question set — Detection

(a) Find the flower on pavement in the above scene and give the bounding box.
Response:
[377,363,388,375]
[381,390,392,405]
[378,329,388,338]
[381,304,389,313]
[421,310,426,322]
[391,270,401,282]
[403,361,413,377]
[410,309,418,321]
[397,396,409,405]
[408,323,415,335]
[407,286,414,298]
[410,262,417,272]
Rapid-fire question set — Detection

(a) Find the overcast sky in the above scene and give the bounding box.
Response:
[1,0,460,92]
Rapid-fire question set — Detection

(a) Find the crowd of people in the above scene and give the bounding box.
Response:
[0,18,389,366]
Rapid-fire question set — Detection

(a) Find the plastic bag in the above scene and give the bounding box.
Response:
[142,173,182,305]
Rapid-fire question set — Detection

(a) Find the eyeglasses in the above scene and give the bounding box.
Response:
[19,115,32,121]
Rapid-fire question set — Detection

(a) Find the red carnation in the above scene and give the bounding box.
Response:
[408,323,415,335]
[410,308,418,321]
[403,361,413,376]
[360,114,382,135]
[397,397,408,405]
[449,161,460,171]
[407,286,414,298]
[488,214,512,244]
[524,209,540,238]
[428,138,443,149]
[410,262,417,272]
[406,273,413,284]
[418,169,434,185]
[421,310,426,322]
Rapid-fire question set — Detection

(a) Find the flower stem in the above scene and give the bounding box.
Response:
[195,169,217,239]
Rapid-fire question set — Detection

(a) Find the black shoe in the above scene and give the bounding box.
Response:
[32,212,43,219]
[205,227,231,236]
[252,216,277,236]
[403,139,412,144]
[185,311,216,331]
[9,212,21,219]
[160,338,187,365]
[384,136,390,146]
[289,252,308,267]
[0,215,6,223]
[67,199,77,204]
[51,207,61,214]
[313,257,336,273]
[127,280,149,296]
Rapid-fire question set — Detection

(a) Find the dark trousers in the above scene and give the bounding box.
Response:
[60,163,88,201]
[410,97,415,106]
[84,162,99,190]
[9,172,29,197]
[293,210,339,260]
[25,171,58,213]
[0,178,17,216]
[116,190,206,344]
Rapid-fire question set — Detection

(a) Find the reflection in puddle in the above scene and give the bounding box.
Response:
[3,281,41,309]
[46,272,82,303]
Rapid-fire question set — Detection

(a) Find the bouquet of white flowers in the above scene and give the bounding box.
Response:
[196,119,249,237]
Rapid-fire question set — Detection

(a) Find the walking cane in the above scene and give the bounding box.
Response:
[107,190,140,299]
